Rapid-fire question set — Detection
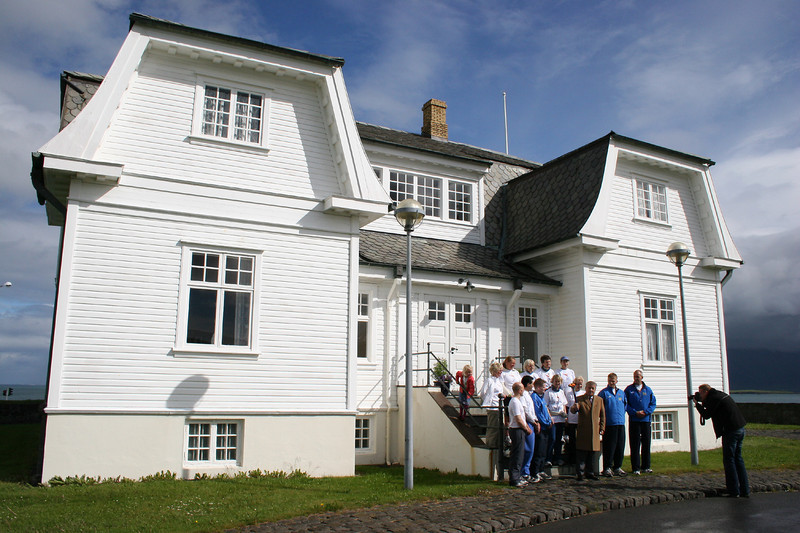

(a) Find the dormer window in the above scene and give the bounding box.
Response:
[192,78,271,149]
[634,179,668,223]
[389,170,472,223]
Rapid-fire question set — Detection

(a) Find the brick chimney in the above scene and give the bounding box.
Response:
[421,99,448,140]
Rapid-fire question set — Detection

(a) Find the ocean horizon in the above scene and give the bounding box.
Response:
[1,384,46,401]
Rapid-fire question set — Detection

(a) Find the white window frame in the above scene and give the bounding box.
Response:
[640,293,678,366]
[191,76,272,150]
[517,304,541,365]
[633,178,669,224]
[175,244,261,357]
[428,300,446,321]
[355,416,373,452]
[184,420,241,466]
[357,290,373,362]
[388,169,474,224]
[651,412,676,441]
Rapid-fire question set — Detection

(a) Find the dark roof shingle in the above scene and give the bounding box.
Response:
[503,135,611,256]
[357,122,540,169]
[360,231,560,286]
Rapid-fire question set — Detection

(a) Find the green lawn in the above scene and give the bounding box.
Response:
[2,422,798,532]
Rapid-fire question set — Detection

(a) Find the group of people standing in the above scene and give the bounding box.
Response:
[456,354,749,496]
[469,355,659,488]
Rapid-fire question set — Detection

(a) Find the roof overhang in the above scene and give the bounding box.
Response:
[323,196,391,226]
[511,234,620,262]
[698,256,743,270]
[41,153,124,183]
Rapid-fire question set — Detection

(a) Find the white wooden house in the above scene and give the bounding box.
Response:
[32,14,741,481]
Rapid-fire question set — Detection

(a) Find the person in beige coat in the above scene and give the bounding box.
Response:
[571,380,605,480]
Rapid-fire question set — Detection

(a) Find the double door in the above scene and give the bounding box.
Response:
[420,296,476,377]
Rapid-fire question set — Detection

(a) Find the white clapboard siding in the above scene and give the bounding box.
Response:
[529,249,587,375]
[364,217,482,245]
[56,203,353,412]
[605,169,709,258]
[586,266,723,405]
[95,49,341,200]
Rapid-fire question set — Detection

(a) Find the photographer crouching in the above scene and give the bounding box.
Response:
[692,384,750,498]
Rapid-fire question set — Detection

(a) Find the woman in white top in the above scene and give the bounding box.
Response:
[500,356,521,393]
[564,376,584,467]
[520,358,537,379]
[480,361,506,449]
[545,374,569,465]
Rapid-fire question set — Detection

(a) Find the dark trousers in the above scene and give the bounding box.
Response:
[565,423,577,465]
[629,421,651,471]
[533,424,551,474]
[602,424,625,471]
[508,427,527,485]
[550,422,566,463]
[722,427,749,496]
[577,449,600,477]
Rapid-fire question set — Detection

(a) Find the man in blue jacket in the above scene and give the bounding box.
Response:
[531,378,553,480]
[599,373,627,476]
[624,370,656,474]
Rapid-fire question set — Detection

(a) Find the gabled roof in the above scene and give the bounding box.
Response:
[503,134,612,257]
[129,13,345,67]
[360,231,560,286]
[357,122,540,169]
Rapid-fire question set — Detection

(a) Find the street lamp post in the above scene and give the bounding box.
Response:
[394,198,425,490]
[666,242,699,465]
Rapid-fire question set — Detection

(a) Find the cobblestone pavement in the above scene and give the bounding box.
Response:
[229,469,800,532]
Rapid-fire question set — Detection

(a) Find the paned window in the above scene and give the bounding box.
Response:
[454,303,472,323]
[518,307,538,328]
[355,417,371,449]
[428,301,446,321]
[635,180,668,222]
[448,181,472,222]
[643,297,676,362]
[183,250,255,349]
[357,293,370,359]
[202,85,263,144]
[388,171,472,223]
[652,413,675,441]
[186,421,239,463]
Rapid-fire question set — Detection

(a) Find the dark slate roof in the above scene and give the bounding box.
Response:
[502,134,612,257]
[360,231,560,286]
[357,122,541,169]
[60,72,102,130]
[130,13,345,67]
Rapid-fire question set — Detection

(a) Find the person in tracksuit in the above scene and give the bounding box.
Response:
[599,373,627,476]
[625,370,656,474]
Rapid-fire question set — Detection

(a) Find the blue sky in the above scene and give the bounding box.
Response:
[1,0,798,389]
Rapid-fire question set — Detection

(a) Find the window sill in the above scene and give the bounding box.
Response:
[641,361,681,369]
[187,135,270,154]
[632,216,671,228]
[172,347,260,359]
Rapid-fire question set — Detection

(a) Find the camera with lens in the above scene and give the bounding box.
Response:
[692,391,702,403]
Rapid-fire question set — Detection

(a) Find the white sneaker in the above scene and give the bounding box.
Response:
[602,468,614,477]
[644,468,653,473]
[614,468,626,476]
[531,474,542,483]
[633,470,641,475]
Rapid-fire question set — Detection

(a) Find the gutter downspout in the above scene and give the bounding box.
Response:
[384,277,401,466]
[719,268,735,393]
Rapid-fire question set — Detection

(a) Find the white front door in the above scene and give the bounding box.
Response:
[420,297,476,378]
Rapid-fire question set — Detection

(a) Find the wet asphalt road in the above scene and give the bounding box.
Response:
[517,491,800,532]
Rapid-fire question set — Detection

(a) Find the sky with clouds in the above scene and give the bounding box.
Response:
[1,0,798,389]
